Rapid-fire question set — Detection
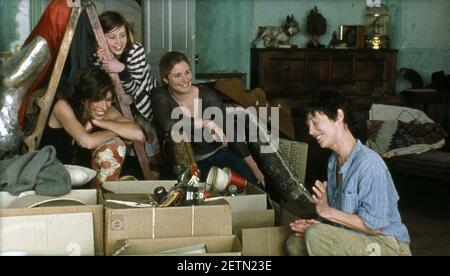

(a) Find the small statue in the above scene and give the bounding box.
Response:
[251,15,300,48]
[327,31,339,49]
[306,7,327,48]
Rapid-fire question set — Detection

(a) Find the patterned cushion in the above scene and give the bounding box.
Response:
[367,120,447,157]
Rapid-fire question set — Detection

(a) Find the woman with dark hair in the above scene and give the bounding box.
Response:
[40,67,145,188]
[151,51,265,187]
[95,10,160,159]
[286,91,410,256]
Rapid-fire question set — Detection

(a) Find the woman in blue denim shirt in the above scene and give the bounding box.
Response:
[286,91,411,256]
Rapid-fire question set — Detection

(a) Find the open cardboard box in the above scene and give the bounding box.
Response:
[102,181,233,256]
[232,210,275,241]
[0,212,94,256]
[114,235,241,256]
[207,184,267,213]
[0,189,103,256]
[202,182,272,241]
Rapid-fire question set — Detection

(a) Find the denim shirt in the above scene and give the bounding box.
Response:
[327,140,410,243]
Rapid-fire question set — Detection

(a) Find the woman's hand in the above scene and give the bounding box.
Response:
[289,219,320,238]
[312,180,331,217]
[84,120,94,133]
[97,48,125,73]
[203,119,227,146]
[251,166,265,187]
[243,155,265,187]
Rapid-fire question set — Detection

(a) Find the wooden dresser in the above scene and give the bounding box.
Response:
[251,48,406,184]
[250,48,403,110]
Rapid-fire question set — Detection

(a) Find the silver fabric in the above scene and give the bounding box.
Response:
[0,36,51,159]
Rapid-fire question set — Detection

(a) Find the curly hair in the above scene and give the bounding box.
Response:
[60,67,114,124]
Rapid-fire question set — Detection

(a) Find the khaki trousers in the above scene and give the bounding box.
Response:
[286,223,411,256]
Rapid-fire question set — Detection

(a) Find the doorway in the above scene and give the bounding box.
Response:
[143,0,196,82]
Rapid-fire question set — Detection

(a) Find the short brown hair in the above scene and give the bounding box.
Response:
[159,51,190,84]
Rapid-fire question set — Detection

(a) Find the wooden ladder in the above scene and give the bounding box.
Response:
[25,0,157,180]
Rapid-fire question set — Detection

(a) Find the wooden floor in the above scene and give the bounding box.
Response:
[394,174,450,256]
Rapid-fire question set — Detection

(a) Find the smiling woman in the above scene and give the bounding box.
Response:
[151,51,266,187]
[39,67,145,188]
[94,10,160,160]
[95,10,158,121]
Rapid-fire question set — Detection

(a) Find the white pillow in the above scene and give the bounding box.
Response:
[64,165,97,187]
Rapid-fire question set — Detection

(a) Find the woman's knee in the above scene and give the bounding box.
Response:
[304,224,342,256]
[91,138,127,184]
[286,234,307,256]
[304,223,329,243]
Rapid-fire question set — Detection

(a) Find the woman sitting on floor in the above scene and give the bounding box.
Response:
[40,67,145,188]
[151,51,265,187]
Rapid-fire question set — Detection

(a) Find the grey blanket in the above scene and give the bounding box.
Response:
[0,145,71,196]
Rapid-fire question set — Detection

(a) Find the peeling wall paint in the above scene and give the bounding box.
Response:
[1,0,448,93]
[196,0,450,92]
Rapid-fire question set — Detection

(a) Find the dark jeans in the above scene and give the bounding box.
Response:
[197,148,262,189]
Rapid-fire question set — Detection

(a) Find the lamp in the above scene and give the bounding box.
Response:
[365,4,389,49]
[206,167,248,194]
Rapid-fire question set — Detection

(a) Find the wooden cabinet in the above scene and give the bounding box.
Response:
[251,49,405,185]
[250,48,399,103]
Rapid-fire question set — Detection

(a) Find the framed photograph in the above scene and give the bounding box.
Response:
[340,25,366,49]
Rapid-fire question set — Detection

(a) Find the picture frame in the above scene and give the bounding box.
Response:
[340,25,366,49]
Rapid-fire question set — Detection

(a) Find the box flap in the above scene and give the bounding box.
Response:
[114,235,241,256]
[104,199,232,255]
[0,213,94,256]
[102,180,177,194]
[205,185,267,213]
[0,203,104,256]
[0,190,98,209]
[242,226,292,256]
[233,210,275,241]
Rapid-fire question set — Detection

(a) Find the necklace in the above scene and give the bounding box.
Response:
[169,88,189,107]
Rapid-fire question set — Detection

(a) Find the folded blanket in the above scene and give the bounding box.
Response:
[0,145,71,196]
[367,120,447,157]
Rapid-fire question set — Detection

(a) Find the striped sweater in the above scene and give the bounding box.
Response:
[94,42,158,120]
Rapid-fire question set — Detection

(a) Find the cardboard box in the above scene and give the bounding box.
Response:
[242,226,292,256]
[0,190,103,255]
[105,181,267,213]
[114,235,241,256]
[102,181,233,256]
[232,210,275,241]
[0,213,94,256]
[206,184,267,213]
[203,184,271,241]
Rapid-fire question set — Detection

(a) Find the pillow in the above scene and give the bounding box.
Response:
[64,165,96,187]
[367,120,447,157]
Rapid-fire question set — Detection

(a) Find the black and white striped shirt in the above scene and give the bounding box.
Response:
[95,42,158,120]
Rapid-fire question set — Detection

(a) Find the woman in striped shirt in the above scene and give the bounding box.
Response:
[96,11,160,160]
